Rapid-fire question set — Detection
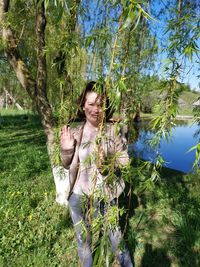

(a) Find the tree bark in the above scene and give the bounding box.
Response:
[35,0,55,161]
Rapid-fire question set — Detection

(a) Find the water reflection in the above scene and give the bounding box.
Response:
[128,120,199,173]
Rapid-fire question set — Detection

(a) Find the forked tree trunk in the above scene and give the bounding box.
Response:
[0,0,55,165]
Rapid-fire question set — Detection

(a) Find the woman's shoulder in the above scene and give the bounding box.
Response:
[72,122,84,131]
[104,122,127,143]
[105,122,122,134]
[71,122,85,139]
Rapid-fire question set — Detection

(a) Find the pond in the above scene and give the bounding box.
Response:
[129,120,200,173]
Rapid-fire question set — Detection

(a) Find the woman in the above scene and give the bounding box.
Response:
[60,82,133,267]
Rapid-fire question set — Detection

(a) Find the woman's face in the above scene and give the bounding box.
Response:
[83,91,103,127]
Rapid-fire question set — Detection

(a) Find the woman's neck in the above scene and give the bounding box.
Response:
[85,120,98,131]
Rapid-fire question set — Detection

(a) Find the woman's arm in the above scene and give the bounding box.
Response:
[60,147,75,169]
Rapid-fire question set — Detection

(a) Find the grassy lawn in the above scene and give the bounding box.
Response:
[0,110,79,267]
[0,109,200,267]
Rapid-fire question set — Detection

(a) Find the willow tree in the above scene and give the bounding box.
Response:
[0,0,153,161]
[0,2,155,265]
[1,0,199,177]
[0,0,82,165]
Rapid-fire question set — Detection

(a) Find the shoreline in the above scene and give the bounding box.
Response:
[141,114,195,121]
[175,115,194,120]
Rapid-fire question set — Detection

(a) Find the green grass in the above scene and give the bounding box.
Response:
[0,109,200,267]
[142,89,199,116]
[178,91,199,116]
[0,110,78,267]
[128,163,200,267]
[180,91,199,105]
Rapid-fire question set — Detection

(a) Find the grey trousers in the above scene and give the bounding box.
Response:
[68,193,133,267]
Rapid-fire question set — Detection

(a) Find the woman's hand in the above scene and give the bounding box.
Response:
[60,125,75,150]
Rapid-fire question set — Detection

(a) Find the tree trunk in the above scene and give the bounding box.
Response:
[134,103,141,123]
[35,0,55,163]
[0,0,55,165]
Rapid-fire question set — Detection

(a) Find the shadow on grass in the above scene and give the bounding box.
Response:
[0,113,50,178]
[0,113,46,144]
[159,168,200,267]
[118,163,200,267]
[0,113,41,127]
[141,243,171,267]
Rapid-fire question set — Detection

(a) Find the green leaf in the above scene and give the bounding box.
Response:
[120,8,136,31]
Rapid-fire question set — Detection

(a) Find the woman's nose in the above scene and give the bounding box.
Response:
[94,105,99,112]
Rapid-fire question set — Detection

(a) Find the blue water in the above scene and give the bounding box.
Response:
[132,121,200,173]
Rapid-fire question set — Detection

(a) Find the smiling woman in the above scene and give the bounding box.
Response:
[60,81,133,267]
[82,91,103,127]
